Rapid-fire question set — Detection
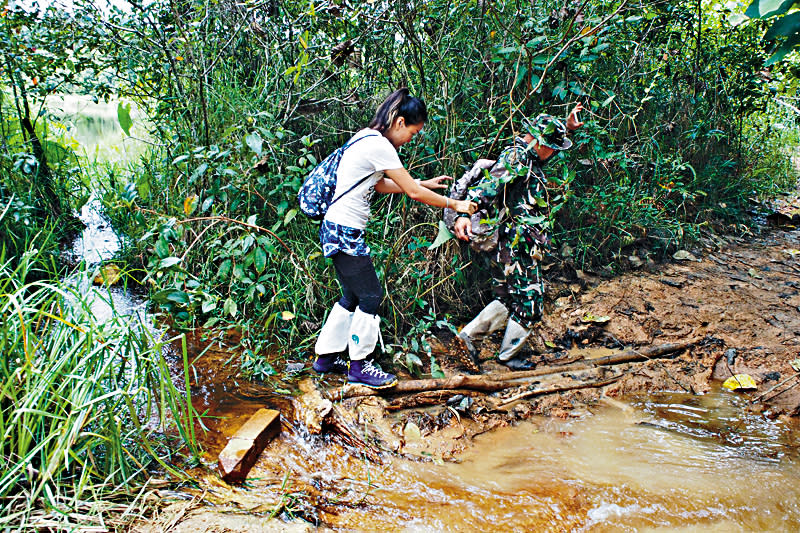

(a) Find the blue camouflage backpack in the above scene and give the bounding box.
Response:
[297,133,379,220]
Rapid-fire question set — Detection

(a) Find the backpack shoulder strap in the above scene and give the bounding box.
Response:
[327,133,382,209]
[341,131,380,151]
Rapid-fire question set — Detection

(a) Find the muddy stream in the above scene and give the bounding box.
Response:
[66,104,800,530]
[143,215,800,531]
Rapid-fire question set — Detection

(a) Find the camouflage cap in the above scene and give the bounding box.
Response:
[522,114,572,151]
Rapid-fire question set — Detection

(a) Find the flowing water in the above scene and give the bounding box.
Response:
[185,354,800,532]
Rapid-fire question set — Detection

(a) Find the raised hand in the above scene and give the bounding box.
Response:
[566,103,585,131]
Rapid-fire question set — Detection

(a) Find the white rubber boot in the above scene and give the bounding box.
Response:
[347,308,380,361]
[458,300,509,345]
[314,303,353,355]
[497,318,531,362]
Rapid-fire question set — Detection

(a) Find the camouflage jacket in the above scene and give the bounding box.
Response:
[444,137,552,263]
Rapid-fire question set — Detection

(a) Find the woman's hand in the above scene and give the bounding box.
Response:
[452,199,478,215]
[421,175,452,190]
[453,216,472,241]
[566,103,585,131]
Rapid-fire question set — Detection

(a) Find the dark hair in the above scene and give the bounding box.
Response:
[368,88,427,132]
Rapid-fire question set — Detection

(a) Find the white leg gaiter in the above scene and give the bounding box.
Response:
[314,303,353,356]
[460,300,509,341]
[497,318,531,361]
[348,308,380,361]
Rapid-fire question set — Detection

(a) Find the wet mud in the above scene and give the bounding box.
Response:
[134,214,800,531]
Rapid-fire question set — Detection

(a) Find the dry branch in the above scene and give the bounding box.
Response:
[337,339,698,400]
[496,374,624,408]
[385,389,483,412]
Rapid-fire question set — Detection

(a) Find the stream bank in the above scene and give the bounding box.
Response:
[130,192,800,531]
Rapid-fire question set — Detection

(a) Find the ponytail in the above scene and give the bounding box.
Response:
[368,88,428,132]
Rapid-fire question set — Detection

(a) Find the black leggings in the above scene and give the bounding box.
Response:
[331,253,383,315]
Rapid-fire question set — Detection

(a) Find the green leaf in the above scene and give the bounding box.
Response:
[218,259,232,278]
[190,163,208,182]
[223,297,238,317]
[117,102,132,136]
[430,356,445,379]
[245,132,263,156]
[406,353,423,377]
[766,31,800,64]
[159,256,182,269]
[428,220,454,250]
[765,10,800,38]
[254,247,267,273]
[167,291,189,305]
[154,238,170,258]
[745,0,796,18]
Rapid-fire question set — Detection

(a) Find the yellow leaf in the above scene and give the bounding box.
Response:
[281,311,295,321]
[723,374,757,391]
[183,194,198,215]
[94,264,122,286]
[176,55,184,61]
[581,314,611,324]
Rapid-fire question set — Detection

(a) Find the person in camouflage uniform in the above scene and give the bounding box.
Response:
[444,104,584,370]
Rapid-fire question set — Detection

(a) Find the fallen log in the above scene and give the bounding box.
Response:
[492,338,700,382]
[338,339,699,399]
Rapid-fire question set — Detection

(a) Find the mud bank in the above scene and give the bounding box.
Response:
[133,218,800,531]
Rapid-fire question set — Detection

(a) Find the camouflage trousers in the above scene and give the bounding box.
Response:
[490,233,546,329]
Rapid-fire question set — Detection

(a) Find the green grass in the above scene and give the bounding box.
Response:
[0,222,198,530]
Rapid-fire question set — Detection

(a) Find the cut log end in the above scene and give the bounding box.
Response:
[218,408,281,483]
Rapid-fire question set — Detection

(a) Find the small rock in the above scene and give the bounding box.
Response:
[285,362,305,374]
[403,421,422,442]
[629,255,643,268]
[673,250,698,262]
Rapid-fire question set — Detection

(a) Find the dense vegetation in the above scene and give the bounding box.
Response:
[2,0,800,526]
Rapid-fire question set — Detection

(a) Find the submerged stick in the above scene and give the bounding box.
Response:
[496,374,624,408]
[338,339,698,400]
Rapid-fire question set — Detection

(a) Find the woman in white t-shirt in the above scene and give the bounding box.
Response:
[312,88,477,388]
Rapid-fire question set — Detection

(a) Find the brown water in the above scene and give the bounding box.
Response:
[186,372,800,532]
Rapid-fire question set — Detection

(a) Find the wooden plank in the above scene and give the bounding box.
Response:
[218,408,281,483]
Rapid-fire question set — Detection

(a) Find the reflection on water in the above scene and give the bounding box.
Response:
[49,94,149,162]
[195,385,800,531]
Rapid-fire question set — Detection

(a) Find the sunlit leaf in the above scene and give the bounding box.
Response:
[428,220,454,250]
[117,102,132,136]
[722,374,757,391]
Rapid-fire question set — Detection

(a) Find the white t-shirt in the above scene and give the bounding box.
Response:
[324,128,403,229]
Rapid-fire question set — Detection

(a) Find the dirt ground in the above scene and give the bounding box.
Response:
[133,195,800,532]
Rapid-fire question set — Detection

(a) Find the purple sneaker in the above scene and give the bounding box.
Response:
[312,354,349,374]
[347,359,397,389]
